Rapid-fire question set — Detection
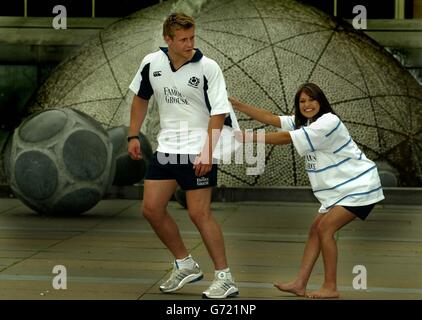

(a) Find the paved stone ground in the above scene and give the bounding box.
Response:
[0,198,421,300]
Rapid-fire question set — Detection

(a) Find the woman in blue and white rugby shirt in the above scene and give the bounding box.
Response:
[229,82,384,299]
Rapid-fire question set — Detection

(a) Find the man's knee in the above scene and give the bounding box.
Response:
[188,209,210,225]
[142,202,163,222]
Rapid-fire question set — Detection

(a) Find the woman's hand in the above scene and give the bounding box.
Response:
[228,96,242,110]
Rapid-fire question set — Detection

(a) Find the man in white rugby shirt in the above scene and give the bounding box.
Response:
[127,12,239,299]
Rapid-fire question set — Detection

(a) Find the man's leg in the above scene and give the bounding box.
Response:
[186,187,238,299]
[186,187,227,270]
[143,179,204,293]
[142,179,188,259]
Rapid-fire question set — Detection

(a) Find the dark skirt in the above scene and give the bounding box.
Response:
[342,203,376,220]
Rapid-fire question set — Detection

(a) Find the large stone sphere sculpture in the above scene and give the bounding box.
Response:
[108,126,153,186]
[376,160,399,187]
[7,108,115,215]
[26,0,422,187]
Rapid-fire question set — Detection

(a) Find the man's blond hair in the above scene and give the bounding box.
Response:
[163,12,195,39]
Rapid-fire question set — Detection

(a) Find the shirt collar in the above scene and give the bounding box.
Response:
[160,47,203,71]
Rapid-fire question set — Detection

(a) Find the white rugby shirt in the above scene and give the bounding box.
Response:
[129,48,240,158]
[280,113,384,212]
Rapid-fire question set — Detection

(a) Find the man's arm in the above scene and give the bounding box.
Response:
[128,95,149,160]
[194,113,226,177]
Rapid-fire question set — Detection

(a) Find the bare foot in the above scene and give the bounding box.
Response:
[274,281,306,296]
[306,287,340,299]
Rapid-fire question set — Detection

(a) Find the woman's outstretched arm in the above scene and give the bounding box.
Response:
[236,130,292,145]
[229,97,281,128]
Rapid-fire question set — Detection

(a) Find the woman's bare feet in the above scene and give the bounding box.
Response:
[274,281,306,296]
[306,286,339,299]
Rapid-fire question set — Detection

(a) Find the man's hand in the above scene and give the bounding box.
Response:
[128,139,142,160]
[193,152,212,177]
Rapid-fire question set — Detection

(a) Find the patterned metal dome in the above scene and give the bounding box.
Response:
[28,0,422,186]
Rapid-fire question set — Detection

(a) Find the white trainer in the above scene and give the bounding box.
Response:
[202,271,239,299]
[159,262,203,293]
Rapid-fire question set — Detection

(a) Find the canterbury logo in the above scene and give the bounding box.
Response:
[153,71,162,77]
[188,76,200,88]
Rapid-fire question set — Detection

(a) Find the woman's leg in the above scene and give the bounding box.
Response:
[306,206,356,298]
[274,213,324,296]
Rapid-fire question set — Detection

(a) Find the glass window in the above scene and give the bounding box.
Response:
[299,0,335,16]
[0,1,24,16]
[95,0,160,17]
[414,0,422,18]
[27,0,92,17]
[337,0,396,19]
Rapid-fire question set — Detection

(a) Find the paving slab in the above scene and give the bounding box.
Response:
[0,199,421,300]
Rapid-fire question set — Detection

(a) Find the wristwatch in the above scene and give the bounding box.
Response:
[127,135,140,142]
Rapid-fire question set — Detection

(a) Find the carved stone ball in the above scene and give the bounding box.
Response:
[7,108,115,215]
[108,125,153,186]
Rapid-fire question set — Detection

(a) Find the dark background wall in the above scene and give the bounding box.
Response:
[0,0,163,17]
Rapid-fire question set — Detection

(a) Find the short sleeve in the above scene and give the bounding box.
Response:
[289,113,340,156]
[203,58,230,116]
[279,115,295,131]
[129,54,154,100]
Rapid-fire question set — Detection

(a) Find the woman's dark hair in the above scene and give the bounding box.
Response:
[293,83,336,129]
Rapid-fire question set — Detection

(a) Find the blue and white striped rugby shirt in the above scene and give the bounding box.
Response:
[280,113,384,213]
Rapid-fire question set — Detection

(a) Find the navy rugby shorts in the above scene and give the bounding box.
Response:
[145,152,217,191]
